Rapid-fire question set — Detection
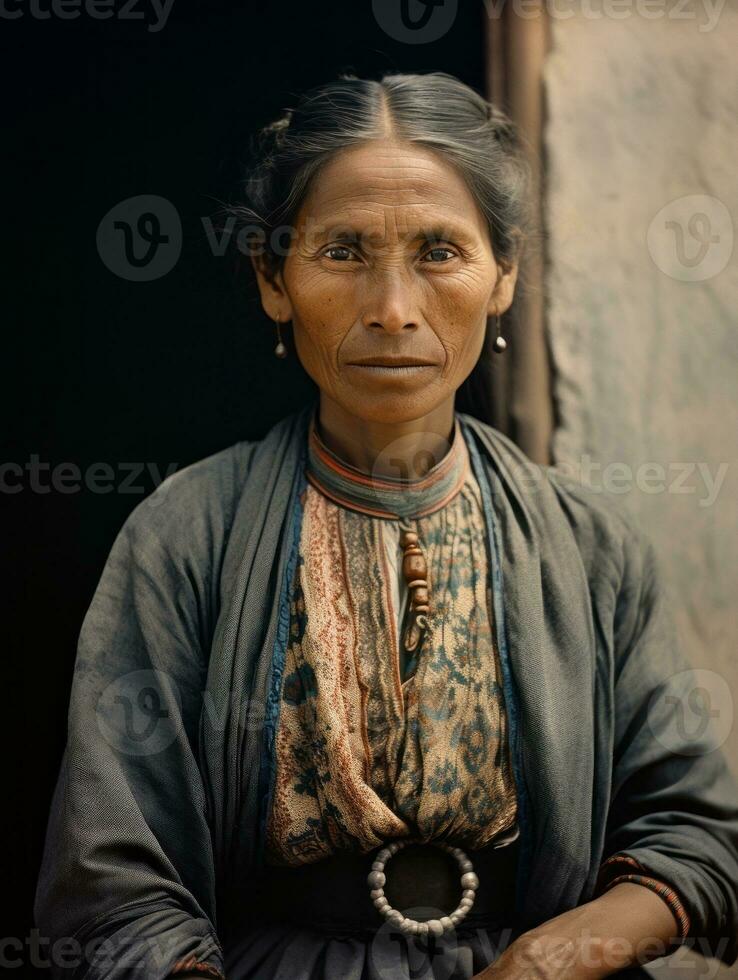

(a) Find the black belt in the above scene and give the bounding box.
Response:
[225,836,520,938]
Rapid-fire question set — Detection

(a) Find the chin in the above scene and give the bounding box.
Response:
[335,388,446,426]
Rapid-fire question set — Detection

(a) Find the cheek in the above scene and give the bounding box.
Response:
[285,299,341,383]
[428,276,491,368]
[436,321,486,385]
[293,326,341,388]
[288,268,353,346]
[426,266,492,321]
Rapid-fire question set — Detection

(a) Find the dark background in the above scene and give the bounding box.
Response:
[6,1,487,971]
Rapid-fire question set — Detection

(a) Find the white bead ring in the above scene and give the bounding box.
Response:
[367,839,479,937]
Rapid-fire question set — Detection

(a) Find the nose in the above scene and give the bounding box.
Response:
[360,275,419,335]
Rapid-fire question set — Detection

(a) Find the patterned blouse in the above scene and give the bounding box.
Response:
[264,411,519,866]
[259,408,691,942]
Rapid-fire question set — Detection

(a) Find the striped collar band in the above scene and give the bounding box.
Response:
[305,408,470,520]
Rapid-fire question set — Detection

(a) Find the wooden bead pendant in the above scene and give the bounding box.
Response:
[399,523,430,654]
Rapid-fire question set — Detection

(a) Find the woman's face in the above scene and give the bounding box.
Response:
[253,138,518,425]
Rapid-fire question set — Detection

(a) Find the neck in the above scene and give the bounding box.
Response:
[315,394,456,479]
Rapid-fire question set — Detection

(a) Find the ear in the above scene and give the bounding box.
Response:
[250,254,294,322]
[487,231,523,317]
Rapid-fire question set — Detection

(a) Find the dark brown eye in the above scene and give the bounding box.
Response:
[324,245,356,261]
[425,248,455,263]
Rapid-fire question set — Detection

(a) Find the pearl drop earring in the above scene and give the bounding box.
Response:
[493,314,507,353]
[274,314,287,359]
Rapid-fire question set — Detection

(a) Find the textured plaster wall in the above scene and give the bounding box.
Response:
[544,13,737,975]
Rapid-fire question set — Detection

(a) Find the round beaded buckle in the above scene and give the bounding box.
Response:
[367,839,479,936]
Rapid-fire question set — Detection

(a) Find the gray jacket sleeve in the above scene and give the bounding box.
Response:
[34,446,248,980]
[595,509,738,965]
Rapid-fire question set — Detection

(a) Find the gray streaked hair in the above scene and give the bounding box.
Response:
[230,70,530,280]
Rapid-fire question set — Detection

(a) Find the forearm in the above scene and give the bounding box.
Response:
[480,881,680,979]
[169,971,224,980]
[168,958,225,980]
[169,967,224,980]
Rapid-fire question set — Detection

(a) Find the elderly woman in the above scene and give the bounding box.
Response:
[35,72,738,980]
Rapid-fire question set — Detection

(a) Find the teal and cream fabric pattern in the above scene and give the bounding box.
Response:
[265,451,519,866]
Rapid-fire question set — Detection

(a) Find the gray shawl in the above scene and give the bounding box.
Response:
[34,401,738,978]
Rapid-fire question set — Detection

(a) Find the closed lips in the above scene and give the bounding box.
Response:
[347,358,438,367]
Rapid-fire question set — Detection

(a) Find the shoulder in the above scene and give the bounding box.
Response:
[119,439,258,564]
[545,466,656,584]
[459,412,656,592]
[116,404,312,567]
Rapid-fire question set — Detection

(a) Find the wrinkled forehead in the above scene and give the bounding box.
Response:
[295,140,489,243]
